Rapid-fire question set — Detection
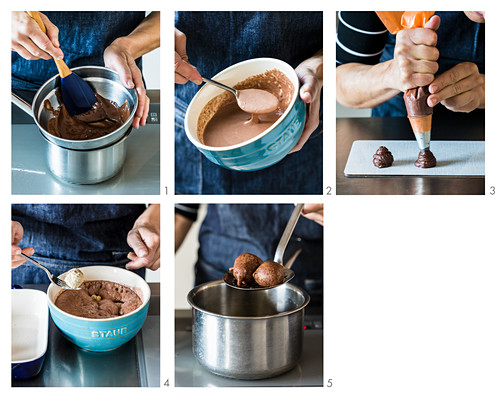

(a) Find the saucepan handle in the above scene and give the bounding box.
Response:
[12,92,33,116]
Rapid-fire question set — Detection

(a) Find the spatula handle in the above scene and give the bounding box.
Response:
[26,11,72,78]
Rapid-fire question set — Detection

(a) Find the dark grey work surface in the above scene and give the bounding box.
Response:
[336,116,485,195]
[175,309,323,387]
[11,90,160,195]
[12,283,160,387]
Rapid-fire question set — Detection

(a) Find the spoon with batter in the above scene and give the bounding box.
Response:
[224,204,304,291]
[202,77,280,115]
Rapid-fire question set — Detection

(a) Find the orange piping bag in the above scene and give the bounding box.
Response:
[375,11,435,34]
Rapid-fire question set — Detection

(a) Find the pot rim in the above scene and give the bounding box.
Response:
[32,66,138,148]
[41,125,133,152]
[47,265,151,322]
[187,279,310,320]
[185,57,301,152]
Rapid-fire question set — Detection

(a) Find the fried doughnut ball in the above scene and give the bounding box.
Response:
[229,252,263,287]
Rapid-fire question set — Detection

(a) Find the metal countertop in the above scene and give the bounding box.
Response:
[336,115,485,195]
[175,309,323,387]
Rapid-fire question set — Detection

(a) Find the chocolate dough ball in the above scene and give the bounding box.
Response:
[253,261,286,288]
[229,253,263,287]
[373,146,394,168]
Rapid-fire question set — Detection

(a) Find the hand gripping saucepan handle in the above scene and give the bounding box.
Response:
[274,204,304,266]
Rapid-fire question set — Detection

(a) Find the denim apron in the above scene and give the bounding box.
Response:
[372,11,485,119]
[195,204,323,306]
[12,11,145,92]
[175,11,323,194]
[12,204,146,284]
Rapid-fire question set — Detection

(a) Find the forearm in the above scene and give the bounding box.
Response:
[113,11,160,59]
[336,61,400,108]
[175,214,194,252]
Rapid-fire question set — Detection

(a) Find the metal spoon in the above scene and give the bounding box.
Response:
[224,203,304,290]
[202,77,238,97]
[202,77,280,114]
[19,253,81,290]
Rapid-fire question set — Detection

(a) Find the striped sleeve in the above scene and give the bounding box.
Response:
[336,11,389,66]
[175,204,200,222]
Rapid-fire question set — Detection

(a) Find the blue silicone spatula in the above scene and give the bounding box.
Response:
[27,11,98,116]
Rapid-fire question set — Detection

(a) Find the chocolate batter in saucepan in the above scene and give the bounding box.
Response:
[197,69,294,147]
[44,91,130,141]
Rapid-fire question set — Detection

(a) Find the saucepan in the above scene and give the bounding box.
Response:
[184,58,306,171]
[12,66,138,184]
[187,280,309,379]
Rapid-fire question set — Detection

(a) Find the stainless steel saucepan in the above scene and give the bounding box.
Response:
[12,66,138,184]
[187,280,310,379]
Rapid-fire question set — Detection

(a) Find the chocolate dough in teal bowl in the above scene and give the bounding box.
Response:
[47,266,150,352]
[184,58,306,171]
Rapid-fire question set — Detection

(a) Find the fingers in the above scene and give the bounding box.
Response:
[11,246,35,268]
[11,12,63,60]
[408,28,438,47]
[289,96,320,153]
[394,21,440,91]
[174,28,188,59]
[427,63,484,112]
[301,203,324,226]
[11,221,24,245]
[299,71,321,104]
[39,12,60,48]
[129,62,149,128]
[290,66,322,153]
[175,51,202,85]
[302,203,323,214]
[126,227,160,270]
[423,15,441,31]
[428,62,479,95]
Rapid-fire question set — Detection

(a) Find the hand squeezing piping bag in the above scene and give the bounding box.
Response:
[376,11,435,151]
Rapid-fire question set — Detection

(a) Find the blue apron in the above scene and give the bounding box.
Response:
[12,204,146,284]
[12,11,145,92]
[195,204,323,305]
[373,11,485,119]
[175,11,323,194]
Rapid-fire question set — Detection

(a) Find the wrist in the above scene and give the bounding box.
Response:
[133,204,160,231]
[109,36,137,59]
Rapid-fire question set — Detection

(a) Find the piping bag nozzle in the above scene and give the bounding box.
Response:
[408,115,432,151]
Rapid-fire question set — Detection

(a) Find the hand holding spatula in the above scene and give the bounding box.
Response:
[26,11,99,117]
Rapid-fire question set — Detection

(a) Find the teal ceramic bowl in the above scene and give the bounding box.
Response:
[47,266,150,352]
[185,58,306,171]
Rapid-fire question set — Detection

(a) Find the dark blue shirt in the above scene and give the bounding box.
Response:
[12,11,145,91]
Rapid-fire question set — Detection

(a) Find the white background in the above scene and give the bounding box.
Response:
[4,1,500,398]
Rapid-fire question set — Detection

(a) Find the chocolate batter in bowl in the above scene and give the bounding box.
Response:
[12,66,138,184]
[184,58,306,172]
[46,265,150,352]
